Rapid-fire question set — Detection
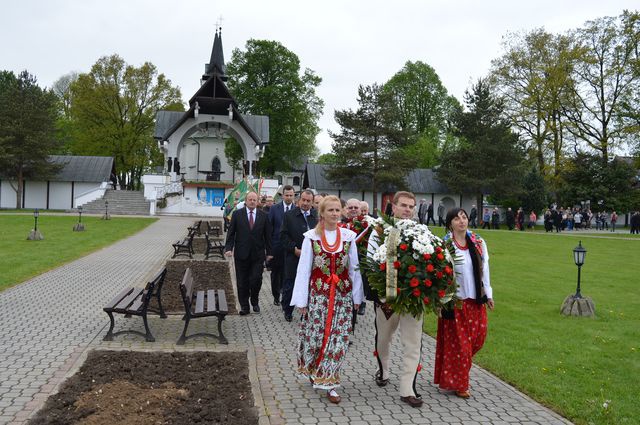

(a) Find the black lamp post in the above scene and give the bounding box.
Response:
[561,240,594,316]
[27,208,44,240]
[74,206,85,231]
[572,241,587,298]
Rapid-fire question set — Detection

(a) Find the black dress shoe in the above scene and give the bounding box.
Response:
[375,371,389,387]
[357,303,366,315]
[284,313,292,322]
[400,395,423,408]
[273,299,281,306]
[239,309,249,316]
[253,305,260,313]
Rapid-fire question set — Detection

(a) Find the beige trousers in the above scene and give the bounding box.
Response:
[374,306,424,397]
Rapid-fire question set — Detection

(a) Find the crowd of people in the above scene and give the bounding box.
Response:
[224,187,494,407]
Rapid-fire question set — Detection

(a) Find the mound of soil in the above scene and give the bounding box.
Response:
[29,351,257,425]
[161,259,237,314]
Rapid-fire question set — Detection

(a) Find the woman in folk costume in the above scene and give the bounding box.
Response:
[291,195,364,404]
[434,207,494,398]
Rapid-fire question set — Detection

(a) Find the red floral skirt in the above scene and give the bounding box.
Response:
[434,299,487,392]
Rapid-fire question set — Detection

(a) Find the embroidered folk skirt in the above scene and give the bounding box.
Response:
[297,288,353,390]
[434,299,487,392]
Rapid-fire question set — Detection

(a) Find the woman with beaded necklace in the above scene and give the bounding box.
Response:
[434,207,495,399]
[291,195,364,404]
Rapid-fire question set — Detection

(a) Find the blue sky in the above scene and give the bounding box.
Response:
[2,0,637,153]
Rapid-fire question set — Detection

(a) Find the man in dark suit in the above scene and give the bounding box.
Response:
[267,185,296,306]
[280,189,317,322]
[225,191,272,315]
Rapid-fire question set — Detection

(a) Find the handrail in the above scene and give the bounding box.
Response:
[156,181,183,199]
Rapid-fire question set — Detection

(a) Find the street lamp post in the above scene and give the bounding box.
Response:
[561,240,595,317]
[27,209,44,240]
[572,241,586,298]
[74,206,85,231]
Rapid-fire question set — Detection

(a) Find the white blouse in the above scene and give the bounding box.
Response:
[452,238,493,300]
[290,227,364,308]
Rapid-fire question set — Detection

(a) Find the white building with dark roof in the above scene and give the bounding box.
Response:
[303,163,477,216]
[0,155,114,210]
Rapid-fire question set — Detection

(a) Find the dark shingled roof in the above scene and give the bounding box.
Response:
[154,111,185,140]
[304,163,451,193]
[49,155,113,182]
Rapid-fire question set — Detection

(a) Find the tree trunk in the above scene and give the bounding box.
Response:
[15,167,24,209]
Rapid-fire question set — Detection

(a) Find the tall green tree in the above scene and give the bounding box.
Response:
[438,79,525,209]
[68,55,183,189]
[0,70,61,208]
[491,29,577,184]
[226,39,323,174]
[51,71,79,154]
[557,152,639,212]
[382,61,461,167]
[564,12,640,163]
[326,84,416,211]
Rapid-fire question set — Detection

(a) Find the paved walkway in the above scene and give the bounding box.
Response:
[0,218,572,425]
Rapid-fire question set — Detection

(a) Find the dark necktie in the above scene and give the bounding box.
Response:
[249,210,254,229]
[303,211,309,229]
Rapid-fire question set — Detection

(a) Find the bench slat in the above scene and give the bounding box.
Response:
[128,291,147,313]
[104,287,135,310]
[195,290,205,314]
[115,288,144,311]
[206,289,216,313]
[217,289,228,313]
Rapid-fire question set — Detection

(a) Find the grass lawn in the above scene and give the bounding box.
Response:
[0,214,157,291]
[424,228,640,425]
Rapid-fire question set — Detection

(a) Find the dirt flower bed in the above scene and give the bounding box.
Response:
[29,350,257,425]
[161,259,237,314]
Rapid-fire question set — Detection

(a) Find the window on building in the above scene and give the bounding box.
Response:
[293,176,300,186]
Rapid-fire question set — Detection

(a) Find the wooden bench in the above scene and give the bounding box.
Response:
[177,267,228,345]
[204,232,225,259]
[206,221,222,237]
[103,268,167,342]
[188,220,203,236]
[172,229,196,258]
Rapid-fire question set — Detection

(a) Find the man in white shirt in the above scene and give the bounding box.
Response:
[267,186,296,306]
[368,191,425,408]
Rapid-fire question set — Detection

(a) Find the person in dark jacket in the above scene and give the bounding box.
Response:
[280,189,318,322]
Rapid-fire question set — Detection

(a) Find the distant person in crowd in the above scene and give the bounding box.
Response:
[437,201,446,226]
[268,185,296,306]
[384,200,393,217]
[491,208,500,230]
[291,195,363,404]
[630,211,640,234]
[426,202,436,225]
[435,208,494,399]
[601,211,609,231]
[552,208,562,232]
[528,210,537,230]
[516,207,524,231]
[360,200,371,217]
[262,195,274,213]
[417,199,427,224]
[224,191,272,315]
[610,211,618,232]
[313,193,324,211]
[482,208,491,230]
[544,210,553,232]
[573,211,583,230]
[280,190,317,322]
[469,205,478,228]
[505,207,515,230]
[342,199,368,316]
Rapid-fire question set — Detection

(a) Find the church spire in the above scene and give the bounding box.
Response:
[203,27,227,82]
